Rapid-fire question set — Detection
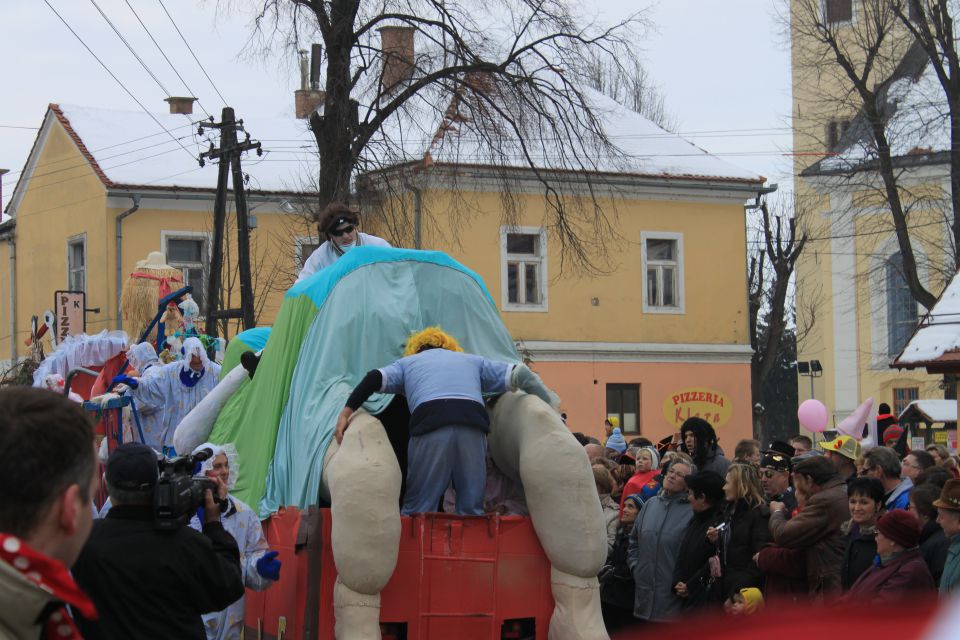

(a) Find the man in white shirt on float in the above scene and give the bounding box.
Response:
[295,202,391,284]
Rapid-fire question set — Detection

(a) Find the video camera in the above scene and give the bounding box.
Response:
[154,448,227,530]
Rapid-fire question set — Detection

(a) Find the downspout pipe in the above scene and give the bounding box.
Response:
[403,180,422,249]
[6,232,15,363]
[115,195,142,331]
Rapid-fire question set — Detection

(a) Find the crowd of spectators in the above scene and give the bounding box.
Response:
[586,413,960,630]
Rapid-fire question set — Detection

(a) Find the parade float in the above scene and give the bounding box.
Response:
[173,246,608,640]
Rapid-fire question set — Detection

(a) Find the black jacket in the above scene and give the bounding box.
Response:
[919,520,949,586]
[72,505,245,639]
[672,503,724,609]
[840,520,877,591]
[718,499,770,599]
[599,525,635,612]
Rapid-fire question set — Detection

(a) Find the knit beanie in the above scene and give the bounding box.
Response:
[623,493,645,512]
[877,509,921,549]
[642,446,660,468]
[738,588,764,614]
[883,425,904,445]
[606,428,627,454]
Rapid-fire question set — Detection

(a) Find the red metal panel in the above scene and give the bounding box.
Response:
[249,508,554,639]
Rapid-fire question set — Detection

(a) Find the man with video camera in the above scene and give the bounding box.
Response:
[72,443,245,639]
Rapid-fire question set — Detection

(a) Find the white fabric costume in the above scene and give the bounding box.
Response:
[124,342,167,450]
[295,233,391,284]
[133,337,220,453]
[189,443,274,640]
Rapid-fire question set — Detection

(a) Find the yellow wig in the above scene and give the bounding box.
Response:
[403,327,464,357]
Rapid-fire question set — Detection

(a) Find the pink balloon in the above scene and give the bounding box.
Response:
[798,399,829,433]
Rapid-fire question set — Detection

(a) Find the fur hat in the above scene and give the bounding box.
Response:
[876,509,921,549]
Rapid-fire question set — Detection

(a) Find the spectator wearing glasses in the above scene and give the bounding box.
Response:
[902,451,936,483]
[295,202,391,284]
[863,447,912,511]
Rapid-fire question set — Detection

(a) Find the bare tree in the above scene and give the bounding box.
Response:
[236,0,645,272]
[579,54,677,132]
[748,197,808,437]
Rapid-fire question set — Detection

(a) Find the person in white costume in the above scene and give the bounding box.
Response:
[119,337,220,455]
[189,442,280,640]
[294,202,390,285]
[123,342,166,450]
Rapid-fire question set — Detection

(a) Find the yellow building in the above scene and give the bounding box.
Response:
[790,0,948,425]
[1,91,767,445]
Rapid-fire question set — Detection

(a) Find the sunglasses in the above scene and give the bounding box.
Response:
[330,224,355,237]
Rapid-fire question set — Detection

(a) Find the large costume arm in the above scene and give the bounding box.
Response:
[173,365,250,454]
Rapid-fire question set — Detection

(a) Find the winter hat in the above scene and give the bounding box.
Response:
[606,428,627,454]
[641,446,661,468]
[738,588,764,614]
[882,425,904,445]
[877,509,922,549]
[605,416,620,429]
[623,493,645,512]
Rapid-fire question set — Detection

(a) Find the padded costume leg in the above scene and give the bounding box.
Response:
[488,392,609,640]
[172,364,250,454]
[322,411,402,640]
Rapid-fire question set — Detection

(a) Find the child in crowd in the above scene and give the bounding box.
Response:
[725,587,764,615]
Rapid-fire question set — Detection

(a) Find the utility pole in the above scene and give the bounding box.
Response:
[199,108,262,337]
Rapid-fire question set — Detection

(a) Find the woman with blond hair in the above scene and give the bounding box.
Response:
[707,463,771,599]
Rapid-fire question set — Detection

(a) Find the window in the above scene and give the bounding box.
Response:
[607,384,640,434]
[67,236,85,293]
[295,236,320,270]
[886,254,918,357]
[164,234,209,313]
[500,226,547,311]
[641,232,684,313]
[893,387,919,418]
[825,0,853,23]
[826,118,852,151]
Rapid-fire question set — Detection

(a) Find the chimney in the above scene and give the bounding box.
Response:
[165,97,197,115]
[295,44,326,119]
[378,26,415,92]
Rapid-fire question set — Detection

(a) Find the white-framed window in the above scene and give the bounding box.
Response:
[641,231,684,314]
[67,235,86,293]
[499,226,547,312]
[294,235,321,271]
[162,231,210,313]
[823,0,853,24]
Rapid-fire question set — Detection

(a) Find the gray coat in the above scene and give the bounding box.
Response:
[627,490,693,621]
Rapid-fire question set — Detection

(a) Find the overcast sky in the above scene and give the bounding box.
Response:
[1,0,792,209]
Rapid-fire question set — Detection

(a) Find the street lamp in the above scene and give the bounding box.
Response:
[246,199,296,229]
[796,360,823,399]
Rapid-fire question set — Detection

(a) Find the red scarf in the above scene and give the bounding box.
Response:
[0,533,96,639]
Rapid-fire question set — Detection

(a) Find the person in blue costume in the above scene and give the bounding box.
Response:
[114,337,220,456]
[335,327,553,516]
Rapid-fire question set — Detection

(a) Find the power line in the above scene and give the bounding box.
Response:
[123,0,211,117]
[156,0,229,106]
[88,0,173,97]
[1,119,201,186]
[43,0,196,161]
[0,125,39,130]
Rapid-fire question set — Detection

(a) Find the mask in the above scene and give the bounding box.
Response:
[338,242,355,253]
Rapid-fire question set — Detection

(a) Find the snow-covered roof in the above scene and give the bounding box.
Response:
[805,42,949,176]
[8,91,763,209]
[51,103,316,194]
[895,269,960,366]
[899,399,957,424]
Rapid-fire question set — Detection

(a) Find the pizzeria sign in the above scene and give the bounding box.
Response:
[663,388,733,428]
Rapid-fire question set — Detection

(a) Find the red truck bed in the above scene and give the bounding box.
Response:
[244,507,553,640]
